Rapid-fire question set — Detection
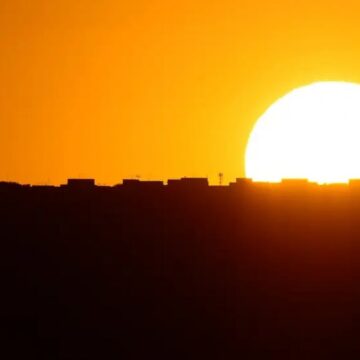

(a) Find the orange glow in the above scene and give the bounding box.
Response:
[1,1,360,184]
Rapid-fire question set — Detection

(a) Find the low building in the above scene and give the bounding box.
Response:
[167,177,208,188]
[122,179,164,189]
[66,178,95,189]
[229,178,253,188]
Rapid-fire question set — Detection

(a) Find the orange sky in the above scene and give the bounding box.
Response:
[1,0,360,185]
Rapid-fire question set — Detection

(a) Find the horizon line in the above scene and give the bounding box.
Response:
[2,177,360,188]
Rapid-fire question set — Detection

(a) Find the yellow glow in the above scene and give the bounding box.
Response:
[245,82,360,184]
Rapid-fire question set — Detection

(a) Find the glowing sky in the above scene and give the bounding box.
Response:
[1,0,360,184]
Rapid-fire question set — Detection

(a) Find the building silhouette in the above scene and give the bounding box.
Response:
[66,178,95,189]
[167,177,209,189]
[3,175,360,359]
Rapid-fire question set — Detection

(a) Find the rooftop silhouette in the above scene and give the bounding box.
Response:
[3,176,360,190]
[3,176,360,359]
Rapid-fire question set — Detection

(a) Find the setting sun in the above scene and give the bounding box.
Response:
[245,82,360,184]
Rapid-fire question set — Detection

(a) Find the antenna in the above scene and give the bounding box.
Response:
[218,172,223,186]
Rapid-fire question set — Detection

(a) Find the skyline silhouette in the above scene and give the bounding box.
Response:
[3,178,360,358]
[5,176,360,188]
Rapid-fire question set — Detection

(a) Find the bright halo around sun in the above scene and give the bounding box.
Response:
[245,81,360,184]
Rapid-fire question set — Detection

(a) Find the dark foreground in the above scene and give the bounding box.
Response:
[3,180,360,359]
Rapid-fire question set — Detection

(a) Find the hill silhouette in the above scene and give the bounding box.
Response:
[3,178,360,359]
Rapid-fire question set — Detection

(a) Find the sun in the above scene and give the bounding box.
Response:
[245,82,360,184]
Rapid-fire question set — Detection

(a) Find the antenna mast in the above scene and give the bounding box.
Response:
[218,172,223,186]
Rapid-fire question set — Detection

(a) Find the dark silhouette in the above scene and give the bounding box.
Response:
[66,178,95,189]
[167,177,209,188]
[3,178,360,359]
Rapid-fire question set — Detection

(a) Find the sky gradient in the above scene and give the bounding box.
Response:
[1,0,360,184]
